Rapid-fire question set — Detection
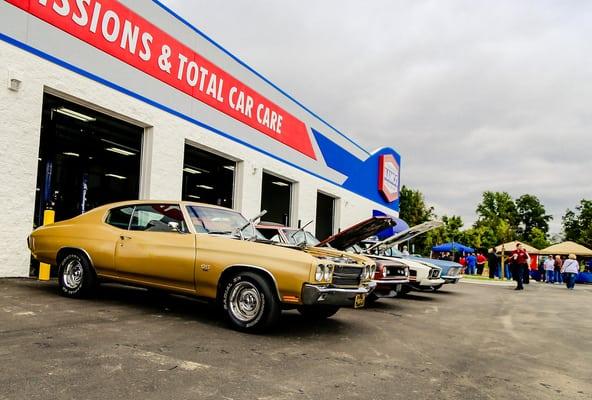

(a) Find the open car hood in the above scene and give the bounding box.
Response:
[318,217,396,250]
[367,220,444,252]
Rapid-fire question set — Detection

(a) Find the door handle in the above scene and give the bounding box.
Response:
[120,235,132,240]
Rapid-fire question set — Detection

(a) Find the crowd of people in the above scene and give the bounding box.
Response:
[437,243,587,291]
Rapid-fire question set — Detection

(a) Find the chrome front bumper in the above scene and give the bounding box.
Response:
[442,275,461,283]
[301,282,376,306]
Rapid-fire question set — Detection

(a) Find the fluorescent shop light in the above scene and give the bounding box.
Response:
[62,152,80,157]
[196,184,214,190]
[271,181,289,187]
[105,173,127,180]
[54,107,96,122]
[106,147,135,156]
[183,167,202,174]
[223,165,235,171]
[188,195,201,199]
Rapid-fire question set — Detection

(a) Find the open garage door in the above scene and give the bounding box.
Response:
[34,93,143,228]
[182,144,236,208]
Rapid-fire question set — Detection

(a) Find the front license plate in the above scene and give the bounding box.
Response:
[354,294,366,308]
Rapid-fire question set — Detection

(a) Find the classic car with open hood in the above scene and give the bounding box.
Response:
[27,200,376,332]
[367,221,463,289]
[316,217,412,302]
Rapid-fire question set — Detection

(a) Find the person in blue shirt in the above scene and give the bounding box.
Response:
[466,253,477,275]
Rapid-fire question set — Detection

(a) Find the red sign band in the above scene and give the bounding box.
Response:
[7,0,317,159]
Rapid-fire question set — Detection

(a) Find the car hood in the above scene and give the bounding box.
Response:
[367,220,443,252]
[304,246,373,266]
[318,217,396,250]
[410,257,461,268]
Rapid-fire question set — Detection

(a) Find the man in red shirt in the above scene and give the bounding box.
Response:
[476,253,487,275]
[510,243,530,290]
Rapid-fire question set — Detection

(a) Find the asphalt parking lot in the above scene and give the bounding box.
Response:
[1,279,590,400]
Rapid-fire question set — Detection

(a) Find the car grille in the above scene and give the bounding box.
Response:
[429,269,441,279]
[332,265,362,286]
[386,266,407,277]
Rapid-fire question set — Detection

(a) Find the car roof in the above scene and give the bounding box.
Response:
[94,200,234,212]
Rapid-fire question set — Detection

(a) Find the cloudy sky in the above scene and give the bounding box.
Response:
[161,0,591,234]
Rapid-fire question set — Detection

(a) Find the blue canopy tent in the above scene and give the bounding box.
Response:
[372,210,409,240]
[432,242,474,253]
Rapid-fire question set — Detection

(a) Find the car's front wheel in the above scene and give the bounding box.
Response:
[58,252,96,298]
[222,271,280,333]
[297,305,340,320]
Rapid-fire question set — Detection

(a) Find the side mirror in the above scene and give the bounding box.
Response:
[168,221,182,233]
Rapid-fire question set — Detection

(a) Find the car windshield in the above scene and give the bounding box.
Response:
[283,229,320,246]
[380,247,404,257]
[186,205,260,239]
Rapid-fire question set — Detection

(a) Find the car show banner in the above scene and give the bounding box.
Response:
[6,0,317,159]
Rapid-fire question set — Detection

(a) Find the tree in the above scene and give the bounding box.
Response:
[528,227,550,250]
[473,191,519,246]
[515,194,552,241]
[422,215,464,255]
[399,185,435,226]
[562,199,592,248]
[398,186,436,255]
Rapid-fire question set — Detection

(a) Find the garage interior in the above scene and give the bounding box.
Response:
[182,143,236,208]
[260,172,292,226]
[33,93,143,228]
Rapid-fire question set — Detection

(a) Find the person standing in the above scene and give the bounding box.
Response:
[487,248,499,279]
[510,243,529,290]
[476,252,487,275]
[543,255,555,283]
[561,254,579,290]
[554,255,563,284]
[466,253,477,275]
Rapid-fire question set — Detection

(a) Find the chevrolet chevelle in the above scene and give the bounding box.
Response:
[27,200,376,332]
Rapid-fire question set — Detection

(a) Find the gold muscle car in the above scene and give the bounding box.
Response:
[27,200,376,332]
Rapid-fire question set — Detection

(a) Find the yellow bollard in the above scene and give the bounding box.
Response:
[38,209,55,281]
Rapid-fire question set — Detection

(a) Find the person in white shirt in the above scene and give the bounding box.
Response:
[543,255,555,283]
[560,253,579,290]
[401,246,410,256]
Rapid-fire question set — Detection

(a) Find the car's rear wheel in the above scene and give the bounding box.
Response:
[432,284,443,291]
[58,252,96,298]
[222,271,280,332]
[297,305,340,320]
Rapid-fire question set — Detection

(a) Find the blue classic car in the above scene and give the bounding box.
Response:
[366,221,463,290]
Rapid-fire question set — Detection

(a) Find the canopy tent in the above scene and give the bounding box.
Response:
[539,241,592,257]
[432,242,474,253]
[492,241,540,254]
[372,210,409,240]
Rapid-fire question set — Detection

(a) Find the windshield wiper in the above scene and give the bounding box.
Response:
[233,210,267,240]
[290,220,313,248]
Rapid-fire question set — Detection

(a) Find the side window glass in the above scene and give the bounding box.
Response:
[106,206,134,230]
[130,204,187,232]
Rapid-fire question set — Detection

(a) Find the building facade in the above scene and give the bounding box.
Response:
[0,0,401,277]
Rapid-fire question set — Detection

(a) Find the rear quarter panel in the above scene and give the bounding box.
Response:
[31,211,118,273]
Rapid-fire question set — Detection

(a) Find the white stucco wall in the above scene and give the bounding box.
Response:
[0,41,398,277]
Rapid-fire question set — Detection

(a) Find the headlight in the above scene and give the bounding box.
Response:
[315,265,324,281]
[382,266,388,278]
[369,265,376,279]
[324,264,333,282]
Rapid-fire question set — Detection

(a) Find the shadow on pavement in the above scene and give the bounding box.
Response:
[22,279,364,337]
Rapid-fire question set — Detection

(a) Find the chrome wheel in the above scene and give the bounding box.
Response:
[228,281,263,323]
[62,258,83,290]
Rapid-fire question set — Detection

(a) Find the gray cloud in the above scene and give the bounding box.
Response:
[162,0,592,234]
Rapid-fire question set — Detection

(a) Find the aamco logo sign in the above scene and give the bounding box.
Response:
[6,0,316,159]
[378,154,400,203]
